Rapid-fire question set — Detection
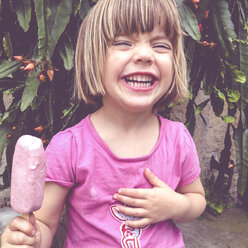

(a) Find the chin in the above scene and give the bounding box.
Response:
[123,102,155,113]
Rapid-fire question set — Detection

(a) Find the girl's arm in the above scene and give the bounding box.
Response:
[1,182,69,248]
[173,177,206,223]
[34,182,70,248]
[113,168,206,228]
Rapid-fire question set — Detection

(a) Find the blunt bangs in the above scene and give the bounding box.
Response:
[101,0,180,44]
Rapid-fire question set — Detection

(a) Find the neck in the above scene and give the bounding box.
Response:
[89,104,160,158]
[93,104,155,132]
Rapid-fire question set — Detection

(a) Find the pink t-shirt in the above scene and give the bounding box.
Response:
[45,114,201,248]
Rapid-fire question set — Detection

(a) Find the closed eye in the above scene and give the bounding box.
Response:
[112,41,132,47]
[153,43,171,52]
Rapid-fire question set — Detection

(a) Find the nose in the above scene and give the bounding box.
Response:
[133,46,154,64]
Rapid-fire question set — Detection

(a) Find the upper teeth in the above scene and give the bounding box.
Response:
[126,75,153,83]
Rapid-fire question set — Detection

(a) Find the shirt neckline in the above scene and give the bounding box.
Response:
[86,114,164,162]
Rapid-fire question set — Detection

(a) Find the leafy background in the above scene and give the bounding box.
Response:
[0,0,248,215]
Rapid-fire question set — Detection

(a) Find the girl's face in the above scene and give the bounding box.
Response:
[102,26,173,114]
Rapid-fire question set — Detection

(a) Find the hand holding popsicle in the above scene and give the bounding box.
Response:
[1,213,41,247]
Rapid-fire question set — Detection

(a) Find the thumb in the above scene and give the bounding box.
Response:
[29,213,42,247]
[144,168,167,188]
[29,213,36,227]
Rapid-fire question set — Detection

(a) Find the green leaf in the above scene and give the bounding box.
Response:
[10,0,31,32]
[215,88,226,101]
[210,91,224,116]
[202,50,221,95]
[35,0,73,59]
[238,166,248,196]
[238,10,248,111]
[31,87,49,111]
[235,125,248,197]
[3,32,13,58]
[213,86,226,102]
[210,0,237,60]
[58,33,74,71]
[74,0,82,16]
[233,69,246,83]
[0,4,2,23]
[195,99,210,114]
[243,129,248,166]
[0,60,21,78]
[185,100,196,135]
[0,124,11,155]
[79,0,91,19]
[61,102,79,119]
[226,90,241,103]
[20,71,40,112]
[34,0,50,59]
[234,122,243,167]
[208,202,224,214]
[221,115,235,123]
[46,0,73,59]
[225,61,247,84]
[0,112,9,125]
[0,101,20,125]
[46,85,54,134]
[176,0,201,41]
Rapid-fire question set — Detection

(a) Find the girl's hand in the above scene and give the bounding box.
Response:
[113,168,191,228]
[1,213,41,248]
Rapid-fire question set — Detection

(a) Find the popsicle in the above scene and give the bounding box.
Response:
[10,135,46,218]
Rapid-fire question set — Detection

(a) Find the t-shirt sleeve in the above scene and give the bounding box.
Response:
[45,130,77,188]
[178,125,201,186]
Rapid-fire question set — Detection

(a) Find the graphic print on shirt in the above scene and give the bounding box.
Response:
[110,205,149,248]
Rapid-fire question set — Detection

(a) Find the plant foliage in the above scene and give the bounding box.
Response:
[176,0,248,211]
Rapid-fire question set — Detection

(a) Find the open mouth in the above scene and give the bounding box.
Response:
[124,74,157,88]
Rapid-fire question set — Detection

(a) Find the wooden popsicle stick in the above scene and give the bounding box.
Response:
[22,213,30,220]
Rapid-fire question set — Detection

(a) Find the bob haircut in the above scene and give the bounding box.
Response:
[75,0,188,110]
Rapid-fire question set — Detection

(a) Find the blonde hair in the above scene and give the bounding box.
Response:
[75,0,188,109]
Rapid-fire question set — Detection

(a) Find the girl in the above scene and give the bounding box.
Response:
[1,0,206,247]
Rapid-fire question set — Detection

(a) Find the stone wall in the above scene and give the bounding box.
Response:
[170,91,238,201]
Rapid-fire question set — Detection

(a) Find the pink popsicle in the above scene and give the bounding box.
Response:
[11,135,46,214]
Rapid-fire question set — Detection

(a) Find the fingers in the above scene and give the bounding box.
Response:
[116,169,167,199]
[2,216,37,246]
[112,168,172,228]
[144,168,167,188]
[125,217,150,229]
[114,192,146,207]
[114,204,146,218]
[116,188,148,199]
[9,216,36,236]
[6,230,36,246]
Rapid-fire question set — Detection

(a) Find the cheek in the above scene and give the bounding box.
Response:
[166,57,174,79]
